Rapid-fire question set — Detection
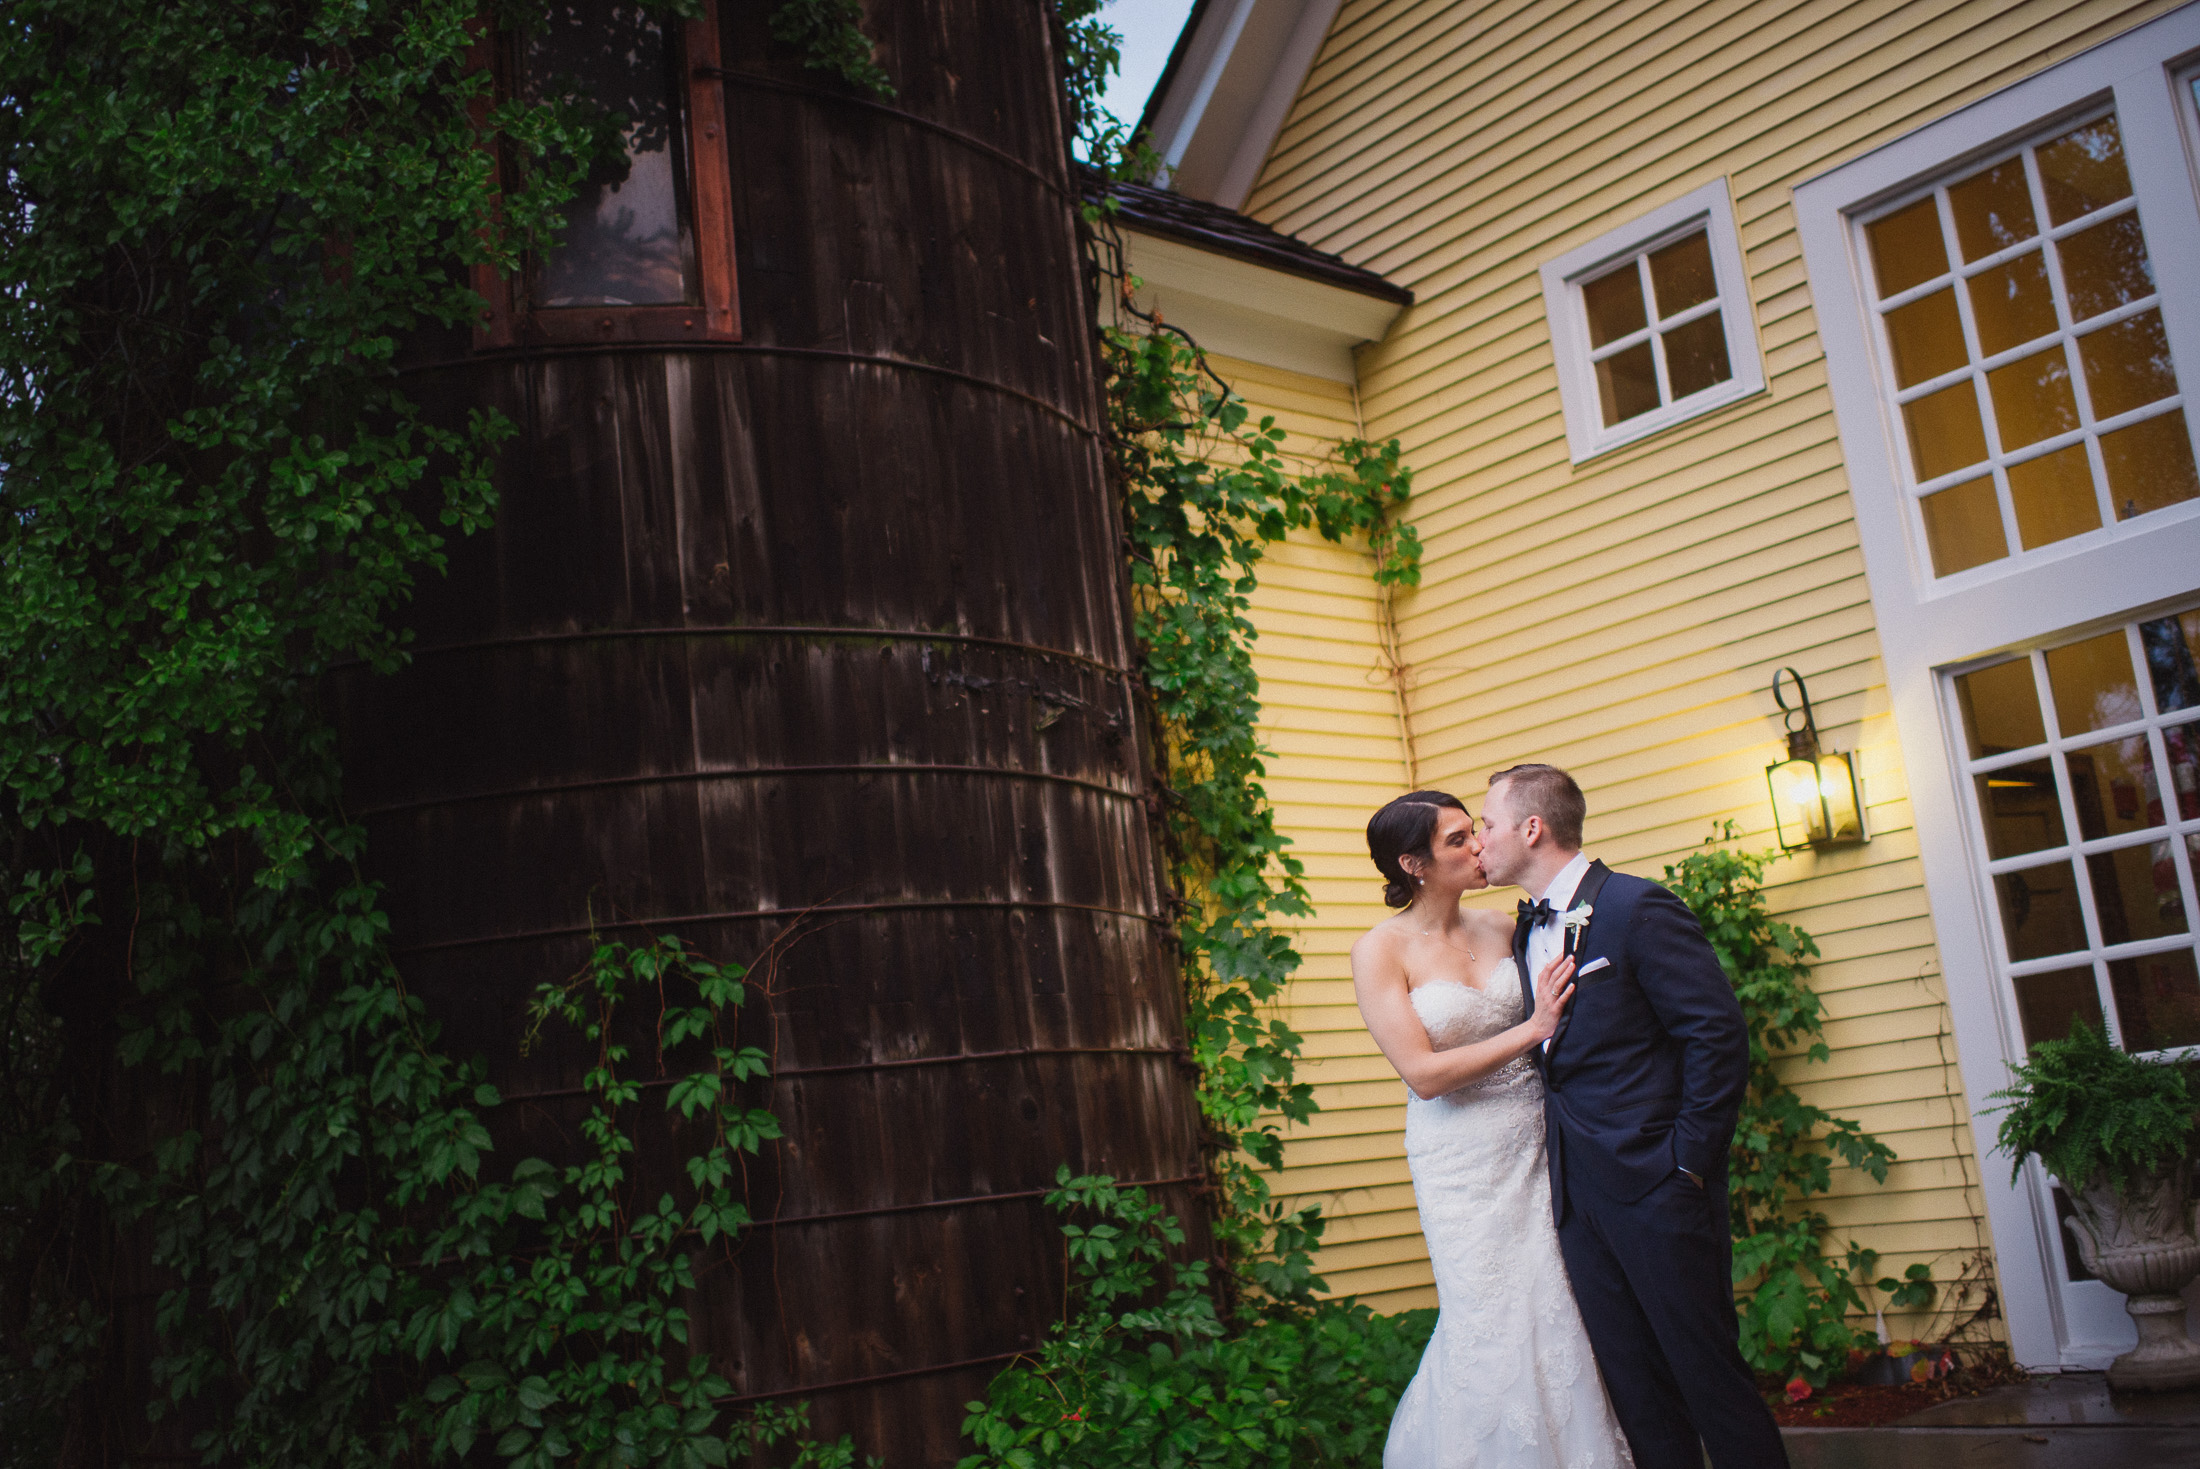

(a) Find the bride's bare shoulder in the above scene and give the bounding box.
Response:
[1350,913,1410,968]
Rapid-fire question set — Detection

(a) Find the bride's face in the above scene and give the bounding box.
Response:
[1418,806,1487,893]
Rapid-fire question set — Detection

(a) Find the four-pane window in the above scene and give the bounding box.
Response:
[1539,178,1766,461]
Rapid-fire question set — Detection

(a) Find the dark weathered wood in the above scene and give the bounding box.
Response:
[338,3,1206,1461]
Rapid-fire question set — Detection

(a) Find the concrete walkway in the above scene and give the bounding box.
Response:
[1781,1372,2200,1468]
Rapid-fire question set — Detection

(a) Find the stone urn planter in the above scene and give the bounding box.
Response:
[2063,1163,2200,1390]
[1989,1018,2200,1391]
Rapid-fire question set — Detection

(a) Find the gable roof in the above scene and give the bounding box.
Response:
[1134,0,1344,208]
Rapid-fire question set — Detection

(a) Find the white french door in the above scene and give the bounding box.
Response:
[1943,608,2200,1354]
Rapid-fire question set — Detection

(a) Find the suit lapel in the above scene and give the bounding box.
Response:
[1511,910,1536,1024]
[1548,861,1612,1060]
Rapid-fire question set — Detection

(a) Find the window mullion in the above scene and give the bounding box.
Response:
[1639,256,1673,407]
[1586,325,1654,362]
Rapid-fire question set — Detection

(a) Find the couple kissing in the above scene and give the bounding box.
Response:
[1350,764,1789,1469]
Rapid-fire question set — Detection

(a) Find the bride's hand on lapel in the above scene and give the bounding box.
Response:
[1528,954,1577,1042]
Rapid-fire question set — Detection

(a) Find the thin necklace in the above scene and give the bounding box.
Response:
[1417,911,1477,961]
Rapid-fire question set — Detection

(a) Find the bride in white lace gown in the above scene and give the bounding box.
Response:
[1351,792,1633,1469]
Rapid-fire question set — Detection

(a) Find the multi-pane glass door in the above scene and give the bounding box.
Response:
[1953,608,2200,1056]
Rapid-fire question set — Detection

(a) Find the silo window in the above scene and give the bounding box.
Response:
[473,0,738,344]
[525,5,692,309]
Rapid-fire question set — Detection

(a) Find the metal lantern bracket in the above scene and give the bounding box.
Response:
[1767,667,1867,852]
[1772,666,1819,763]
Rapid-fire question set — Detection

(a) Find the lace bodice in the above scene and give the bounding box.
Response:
[1407,973,1539,1102]
[1386,961,1633,1469]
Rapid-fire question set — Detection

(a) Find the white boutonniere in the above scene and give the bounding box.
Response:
[1559,902,1593,937]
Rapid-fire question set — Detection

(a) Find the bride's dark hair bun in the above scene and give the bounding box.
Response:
[1367,791,1470,907]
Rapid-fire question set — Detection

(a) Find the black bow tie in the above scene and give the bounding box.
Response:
[1517,898,1555,925]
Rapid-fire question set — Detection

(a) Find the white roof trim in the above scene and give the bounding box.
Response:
[1143,0,1342,208]
[1156,0,1260,175]
[1116,226,1402,382]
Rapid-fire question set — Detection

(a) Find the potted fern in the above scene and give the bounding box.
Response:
[1990,1019,2200,1389]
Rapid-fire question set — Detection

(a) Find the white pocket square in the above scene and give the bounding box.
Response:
[1577,956,1613,976]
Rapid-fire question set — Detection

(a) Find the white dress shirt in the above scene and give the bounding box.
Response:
[1524,850,1593,985]
[1525,851,1591,1049]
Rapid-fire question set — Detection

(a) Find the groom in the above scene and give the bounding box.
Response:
[1477,764,1788,1469]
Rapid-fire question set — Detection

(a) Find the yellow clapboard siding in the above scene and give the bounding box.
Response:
[1177,0,2200,1338]
[1331,1270,1439,1310]
[1315,1205,1427,1247]
[1272,1155,1415,1199]
[1312,1232,1451,1277]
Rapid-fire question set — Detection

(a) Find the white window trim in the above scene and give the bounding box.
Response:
[1794,2,2200,1375]
[1539,178,1767,463]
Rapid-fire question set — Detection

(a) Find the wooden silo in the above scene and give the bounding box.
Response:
[338,1,1207,1459]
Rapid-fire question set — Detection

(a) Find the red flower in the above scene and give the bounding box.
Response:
[1784,1377,1812,1403]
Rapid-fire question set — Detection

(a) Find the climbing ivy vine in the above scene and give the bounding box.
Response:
[951,320,1430,1467]
[1053,0,1422,1302]
[0,0,570,1456]
[767,0,894,98]
[1104,326,1419,1296]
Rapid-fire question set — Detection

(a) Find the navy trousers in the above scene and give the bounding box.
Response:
[1555,1149,1789,1469]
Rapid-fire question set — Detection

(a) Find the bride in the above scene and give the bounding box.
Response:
[1350,790,1633,1469]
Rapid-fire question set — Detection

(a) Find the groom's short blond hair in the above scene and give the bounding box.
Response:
[1489,764,1586,849]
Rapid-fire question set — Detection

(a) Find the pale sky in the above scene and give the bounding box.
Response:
[1100,0,1200,125]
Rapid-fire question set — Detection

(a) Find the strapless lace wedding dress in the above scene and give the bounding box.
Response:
[1385,965,1634,1469]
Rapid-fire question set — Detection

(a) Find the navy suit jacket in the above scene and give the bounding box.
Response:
[1513,862,1750,1209]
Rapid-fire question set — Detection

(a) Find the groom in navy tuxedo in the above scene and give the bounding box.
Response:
[1478,764,1788,1469]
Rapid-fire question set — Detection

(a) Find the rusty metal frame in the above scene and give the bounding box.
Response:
[715,1349,1024,1406]
[399,339,1107,439]
[700,66,1070,202]
[726,1171,1205,1233]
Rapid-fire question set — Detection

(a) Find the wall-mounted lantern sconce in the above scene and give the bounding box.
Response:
[1766,668,1866,852]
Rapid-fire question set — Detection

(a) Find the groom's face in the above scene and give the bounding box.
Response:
[1477,782,1535,888]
